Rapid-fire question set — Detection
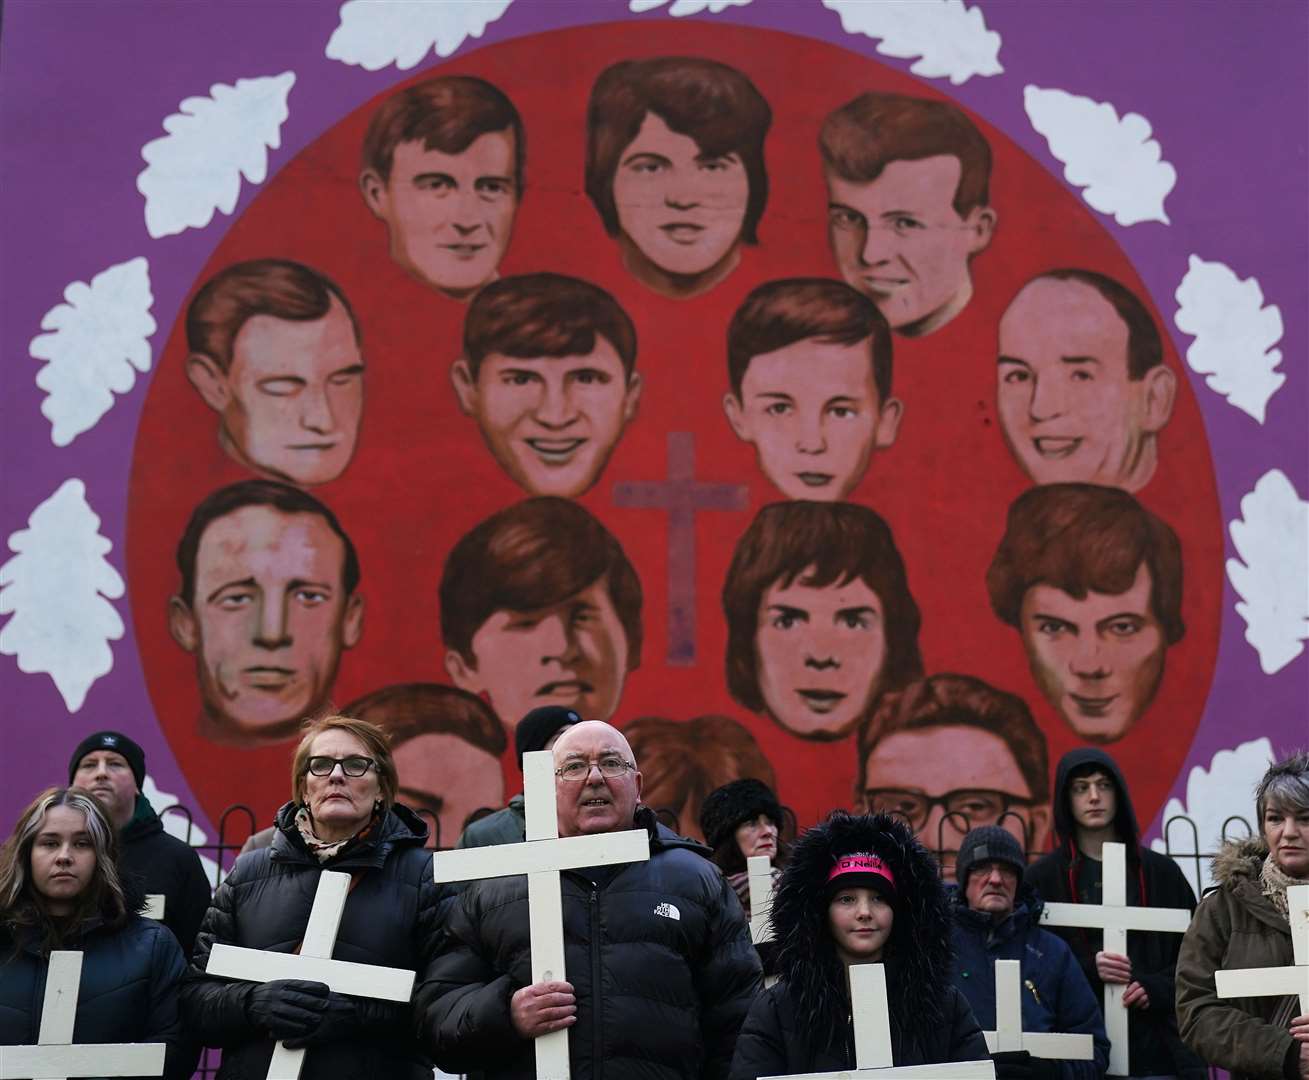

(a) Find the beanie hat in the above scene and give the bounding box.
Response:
[515,706,581,770]
[955,825,1026,884]
[825,851,898,903]
[699,778,784,851]
[68,730,146,791]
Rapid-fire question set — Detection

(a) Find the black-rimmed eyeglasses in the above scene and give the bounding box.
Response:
[555,756,635,782]
[306,755,376,778]
[862,787,1033,831]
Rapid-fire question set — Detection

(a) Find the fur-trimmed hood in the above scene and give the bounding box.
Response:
[771,810,952,1057]
[1211,835,1268,887]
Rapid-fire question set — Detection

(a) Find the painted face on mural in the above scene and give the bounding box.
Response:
[168,505,364,744]
[826,155,994,337]
[1018,563,1167,743]
[997,277,1176,493]
[612,111,750,298]
[452,337,642,498]
[755,569,887,739]
[446,577,630,730]
[361,132,518,300]
[186,297,364,488]
[724,336,902,501]
[392,732,504,849]
[860,724,1050,880]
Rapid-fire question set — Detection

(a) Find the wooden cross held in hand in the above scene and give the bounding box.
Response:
[765,963,996,1079]
[747,854,775,945]
[0,951,165,1079]
[982,958,1095,1061]
[432,749,652,1080]
[142,894,166,920]
[1216,882,1309,1016]
[205,869,416,1080]
[1039,841,1191,1077]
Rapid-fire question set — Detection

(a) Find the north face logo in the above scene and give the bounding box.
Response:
[653,902,680,920]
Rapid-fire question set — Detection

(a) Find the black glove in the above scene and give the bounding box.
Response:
[282,992,362,1048]
[991,1049,1035,1080]
[244,979,330,1038]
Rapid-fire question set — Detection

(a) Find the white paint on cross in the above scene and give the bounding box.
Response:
[142,894,165,921]
[0,950,166,1079]
[1215,882,1309,1016]
[982,958,1094,1060]
[764,963,997,1079]
[1039,841,1192,1077]
[748,854,775,945]
[205,869,416,1080]
[431,749,651,1080]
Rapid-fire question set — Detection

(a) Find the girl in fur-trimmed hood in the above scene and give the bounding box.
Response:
[728,810,990,1078]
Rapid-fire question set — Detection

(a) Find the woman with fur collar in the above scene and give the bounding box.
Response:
[1175,751,1309,1080]
[729,810,990,1077]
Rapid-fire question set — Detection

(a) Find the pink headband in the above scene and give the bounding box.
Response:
[827,852,896,893]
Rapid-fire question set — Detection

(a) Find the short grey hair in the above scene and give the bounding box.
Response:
[1255,750,1309,823]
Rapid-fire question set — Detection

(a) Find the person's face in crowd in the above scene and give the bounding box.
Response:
[612,112,750,296]
[1019,563,1166,743]
[72,750,138,828]
[30,805,96,916]
[447,577,630,731]
[826,155,995,337]
[860,723,1049,879]
[827,885,894,965]
[187,298,365,488]
[735,813,779,861]
[300,728,381,843]
[361,132,518,300]
[552,721,643,837]
[1067,770,1117,834]
[755,568,887,739]
[169,505,364,743]
[997,277,1175,493]
[724,337,902,501]
[392,733,504,849]
[1263,801,1309,878]
[452,337,642,498]
[964,859,1019,920]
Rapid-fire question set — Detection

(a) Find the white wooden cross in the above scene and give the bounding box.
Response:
[142,894,166,920]
[764,963,996,1079]
[0,951,166,1079]
[432,749,651,1080]
[748,854,775,945]
[982,958,1095,1061]
[1215,882,1309,1016]
[1039,841,1191,1076]
[205,869,416,1080]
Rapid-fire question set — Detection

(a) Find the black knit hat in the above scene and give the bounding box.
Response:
[955,824,1026,884]
[514,706,581,770]
[68,730,146,791]
[698,778,783,850]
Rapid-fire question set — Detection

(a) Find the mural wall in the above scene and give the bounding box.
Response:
[1,1,1305,874]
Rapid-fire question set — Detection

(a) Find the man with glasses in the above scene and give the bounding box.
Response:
[1026,749,1204,1079]
[855,673,1051,880]
[418,720,761,1079]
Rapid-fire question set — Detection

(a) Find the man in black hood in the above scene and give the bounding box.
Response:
[1026,748,1204,1078]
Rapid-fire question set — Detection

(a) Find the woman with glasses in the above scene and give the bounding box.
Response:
[181,714,449,1079]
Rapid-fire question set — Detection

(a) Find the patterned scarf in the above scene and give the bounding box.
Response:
[1259,853,1309,919]
[294,805,374,863]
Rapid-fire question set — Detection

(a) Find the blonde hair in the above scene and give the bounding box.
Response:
[291,714,398,808]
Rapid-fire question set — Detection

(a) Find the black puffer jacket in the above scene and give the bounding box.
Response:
[417,805,761,1079]
[729,811,990,1078]
[181,803,449,1079]
[119,795,213,957]
[0,906,196,1079]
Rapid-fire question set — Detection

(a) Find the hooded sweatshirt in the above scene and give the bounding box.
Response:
[118,795,213,958]
[1025,748,1204,1078]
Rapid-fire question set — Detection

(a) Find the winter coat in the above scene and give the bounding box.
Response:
[1175,838,1299,1080]
[730,811,990,1079]
[0,907,197,1080]
[949,884,1110,1079]
[119,794,214,958]
[418,805,762,1080]
[181,802,449,1080]
[456,794,526,849]
[1025,748,1205,1079]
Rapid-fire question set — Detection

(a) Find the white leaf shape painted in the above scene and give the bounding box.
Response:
[0,479,125,712]
[1174,255,1285,423]
[142,774,222,887]
[630,0,752,15]
[1024,85,1175,226]
[1150,737,1272,895]
[1226,469,1309,675]
[28,257,156,447]
[137,71,296,238]
[822,0,1003,86]
[326,0,514,70]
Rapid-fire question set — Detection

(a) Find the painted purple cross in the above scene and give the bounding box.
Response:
[612,432,749,666]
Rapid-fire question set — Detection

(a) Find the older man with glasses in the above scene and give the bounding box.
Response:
[417,719,762,1080]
